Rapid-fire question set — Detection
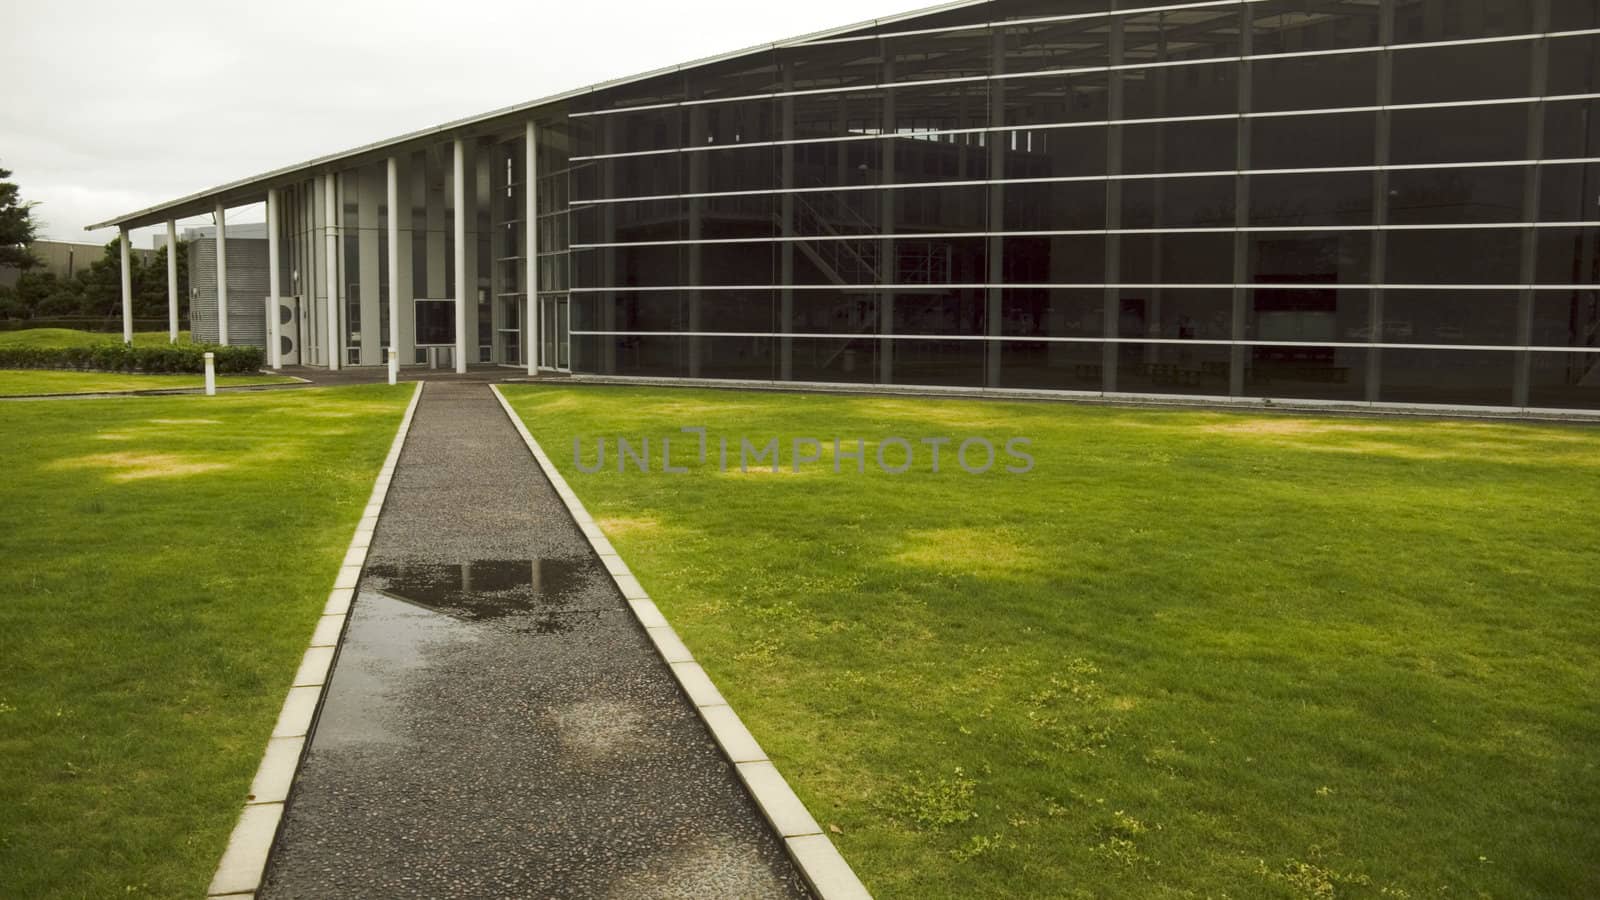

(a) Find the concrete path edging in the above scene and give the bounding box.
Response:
[205,380,425,898]
[489,384,872,900]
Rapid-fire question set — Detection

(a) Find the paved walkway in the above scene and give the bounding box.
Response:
[260,383,807,898]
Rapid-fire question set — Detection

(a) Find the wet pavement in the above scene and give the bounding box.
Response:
[260,382,807,899]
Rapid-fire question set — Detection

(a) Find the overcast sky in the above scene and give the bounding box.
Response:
[2,0,936,248]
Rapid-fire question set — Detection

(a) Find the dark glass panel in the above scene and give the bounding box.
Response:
[702,144,778,194]
[790,89,888,145]
[1528,351,1600,409]
[1002,15,1113,75]
[1117,341,1232,396]
[999,288,1105,337]
[1387,228,1524,284]
[594,290,689,334]
[590,71,687,113]
[1252,112,1376,168]
[1121,5,1243,64]
[689,49,781,102]
[890,337,985,386]
[788,291,879,334]
[894,79,988,135]
[699,98,781,146]
[1123,117,1237,174]
[790,137,886,189]
[571,204,599,246]
[1393,0,1538,43]
[1387,166,1529,225]
[569,333,601,374]
[1540,163,1600,221]
[1551,3,1600,31]
[1391,40,1533,105]
[1389,103,1532,164]
[1378,349,1515,406]
[1535,226,1600,284]
[1002,179,1106,230]
[607,107,684,155]
[699,242,777,287]
[1531,289,1600,348]
[1120,174,1235,228]
[1115,288,1233,340]
[998,340,1106,391]
[607,334,688,378]
[1121,232,1237,283]
[890,132,989,183]
[998,1,1109,22]
[1248,231,1373,283]
[695,289,775,332]
[1246,286,1369,342]
[788,336,881,383]
[699,335,776,380]
[1122,63,1239,119]
[1253,52,1377,113]
[603,153,684,200]
[896,183,989,232]
[1381,290,1521,345]
[1241,345,1369,401]
[1542,98,1600,159]
[998,235,1107,283]
[890,236,987,285]
[779,37,883,94]
[612,243,684,288]
[607,197,687,242]
[1250,170,1374,226]
[702,193,778,240]
[1251,0,1382,54]
[890,287,986,334]
[885,26,992,84]
[1548,34,1600,97]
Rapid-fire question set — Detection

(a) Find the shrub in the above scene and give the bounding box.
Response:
[0,342,263,374]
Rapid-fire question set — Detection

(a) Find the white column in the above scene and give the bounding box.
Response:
[453,138,468,374]
[165,220,179,343]
[387,157,401,368]
[266,189,281,368]
[215,202,229,346]
[526,120,538,376]
[119,226,133,344]
[394,155,415,364]
[358,166,382,365]
[324,172,341,371]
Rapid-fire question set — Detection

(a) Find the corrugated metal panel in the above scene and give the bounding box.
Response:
[188,238,270,348]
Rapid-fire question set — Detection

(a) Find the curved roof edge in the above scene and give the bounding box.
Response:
[87,0,987,232]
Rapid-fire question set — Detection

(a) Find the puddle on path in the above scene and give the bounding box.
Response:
[364,558,607,628]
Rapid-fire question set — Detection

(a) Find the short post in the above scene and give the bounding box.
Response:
[203,352,216,396]
[387,348,398,385]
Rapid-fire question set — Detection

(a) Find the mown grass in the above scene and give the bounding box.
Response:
[0,328,191,349]
[503,385,1600,899]
[0,369,297,396]
[0,384,412,898]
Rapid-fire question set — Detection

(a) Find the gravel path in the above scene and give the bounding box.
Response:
[260,382,806,899]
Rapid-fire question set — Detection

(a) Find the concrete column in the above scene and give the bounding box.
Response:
[267,190,281,367]
[453,138,468,373]
[387,158,401,367]
[359,166,382,365]
[215,202,230,346]
[166,220,179,343]
[526,119,539,376]
[324,172,341,371]
[394,156,415,364]
[119,226,133,344]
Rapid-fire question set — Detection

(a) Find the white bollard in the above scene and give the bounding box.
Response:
[388,348,398,385]
[203,351,216,396]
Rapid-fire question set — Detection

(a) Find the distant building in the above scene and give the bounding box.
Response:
[0,239,156,289]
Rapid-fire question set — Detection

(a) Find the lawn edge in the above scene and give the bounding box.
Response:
[490,384,873,900]
[204,380,425,898]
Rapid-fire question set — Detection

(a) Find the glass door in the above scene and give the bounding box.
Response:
[539,295,569,372]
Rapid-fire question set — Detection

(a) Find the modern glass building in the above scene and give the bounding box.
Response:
[94,0,1600,410]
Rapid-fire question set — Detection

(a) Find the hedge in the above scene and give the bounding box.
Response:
[0,343,264,375]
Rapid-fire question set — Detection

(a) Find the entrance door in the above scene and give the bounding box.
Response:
[539,295,569,372]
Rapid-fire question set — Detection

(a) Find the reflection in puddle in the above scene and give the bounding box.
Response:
[364,558,595,625]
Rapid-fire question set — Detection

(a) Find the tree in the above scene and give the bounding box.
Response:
[0,164,38,271]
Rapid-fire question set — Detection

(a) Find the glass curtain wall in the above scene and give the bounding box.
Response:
[565,0,1600,409]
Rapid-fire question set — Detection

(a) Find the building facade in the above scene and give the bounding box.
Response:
[94,0,1600,410]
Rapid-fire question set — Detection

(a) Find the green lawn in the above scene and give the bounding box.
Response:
[0,369,297,397]
[0,384,412,898]
[503,385,1600,899]
[0,328,191,349]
